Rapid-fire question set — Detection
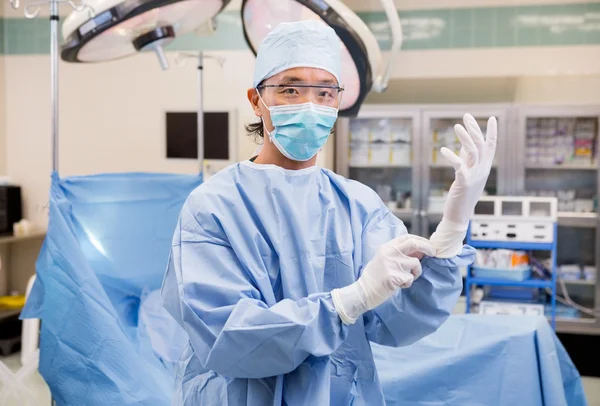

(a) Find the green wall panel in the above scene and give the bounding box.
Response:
[1,2,599,55]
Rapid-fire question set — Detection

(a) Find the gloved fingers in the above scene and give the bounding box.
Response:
[460,146,476,168]
[463,114,485,154]
[412,262,423,279]
[396,237,436,258]
[485,116,498,156]
[454,123,479,165]
[389,234,431,245]
[401,256,423,279]
[388,233,431,247]
[440,147,462,172]
[390,271,414,289]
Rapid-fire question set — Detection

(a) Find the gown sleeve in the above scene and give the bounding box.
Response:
[360,209,476,347]
[161,204,349,380]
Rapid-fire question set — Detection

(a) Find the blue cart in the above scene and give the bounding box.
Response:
[465,223,558,329]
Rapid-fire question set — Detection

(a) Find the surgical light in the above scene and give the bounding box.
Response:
[240,0,403,116]
[61,0,232,69]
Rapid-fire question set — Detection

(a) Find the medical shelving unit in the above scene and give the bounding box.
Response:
[464,196,558,329]
[336,103,600,334]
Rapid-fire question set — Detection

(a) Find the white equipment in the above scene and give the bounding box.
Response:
[470,196,558,244]
[478,301,545,316]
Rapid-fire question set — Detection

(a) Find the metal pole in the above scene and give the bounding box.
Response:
[197,52,204,173]
[50,0,59,173]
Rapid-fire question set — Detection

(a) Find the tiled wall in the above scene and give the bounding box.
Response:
[1,3,600,54]
[0,18,5,55]
[365,2,600,50]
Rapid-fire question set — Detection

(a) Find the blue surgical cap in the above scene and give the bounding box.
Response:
[253,20,342,87]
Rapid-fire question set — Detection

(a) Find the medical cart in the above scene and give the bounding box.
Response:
[464,196,558,328]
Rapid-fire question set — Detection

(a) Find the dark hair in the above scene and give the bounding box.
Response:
[245,120,264,141]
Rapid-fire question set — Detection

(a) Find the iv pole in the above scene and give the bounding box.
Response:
[50,0,59,172]
[176,48,225,175]
[197,53,204,173]
[9,0,94,175]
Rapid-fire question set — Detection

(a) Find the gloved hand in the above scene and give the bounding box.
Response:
[331,235,436,325]
[430,113,497,258]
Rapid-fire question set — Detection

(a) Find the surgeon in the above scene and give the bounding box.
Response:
[162,20,497,406]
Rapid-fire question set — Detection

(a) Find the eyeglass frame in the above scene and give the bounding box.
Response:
[256,83,345,108]
[256,84,345,93]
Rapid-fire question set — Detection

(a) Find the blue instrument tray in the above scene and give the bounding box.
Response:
[472,266,532,281]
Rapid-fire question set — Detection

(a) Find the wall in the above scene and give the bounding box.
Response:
[0,56,5,175]
[0,0,8,295]
[344,0,593,11]
[0,1,6,176]
[364,75,600,104]
[4,51,258,224]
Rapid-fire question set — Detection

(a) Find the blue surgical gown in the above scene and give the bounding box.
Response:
[161,160,475,406]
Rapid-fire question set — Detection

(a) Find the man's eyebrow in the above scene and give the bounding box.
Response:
[277,76,338,85]
[278,76,304,84]
[319,78,337,85]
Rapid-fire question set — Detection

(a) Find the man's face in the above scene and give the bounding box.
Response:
[247,67,340,133]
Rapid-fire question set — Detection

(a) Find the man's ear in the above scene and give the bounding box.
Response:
[247,88,261,117]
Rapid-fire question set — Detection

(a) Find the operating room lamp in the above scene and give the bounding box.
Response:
[60,0,231,69]
[240,0,403,116]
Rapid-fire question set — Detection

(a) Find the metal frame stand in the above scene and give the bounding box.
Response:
[465,224,558,329]
[176,51,226,173]
[197,53,204,173]
[49,0,59,172]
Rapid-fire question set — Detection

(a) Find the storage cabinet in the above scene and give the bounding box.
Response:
[335,103,600,334]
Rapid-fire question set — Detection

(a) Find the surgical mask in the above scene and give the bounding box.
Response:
[259,96,338,162]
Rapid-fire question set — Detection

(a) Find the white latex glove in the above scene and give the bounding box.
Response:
[430,113,497,258]
[331,235,436,325]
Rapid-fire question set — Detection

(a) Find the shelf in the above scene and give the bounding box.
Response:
[555,317,600,335]
[430,163,499,169]
[427,212,443,223]
[559,278,596,286]
[0,231,46,245]
[526,164,597,171]
[557,212,597,228]
[350,164,412,169]
[392,209,412,221]
[0,308,21,320]
[391,210,444,223]
[467,240,554,251]
[468,277,553,289]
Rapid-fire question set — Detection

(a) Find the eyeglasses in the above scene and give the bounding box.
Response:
[257,83,345,107]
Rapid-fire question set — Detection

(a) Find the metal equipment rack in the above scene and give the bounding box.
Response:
[465,225,558,329]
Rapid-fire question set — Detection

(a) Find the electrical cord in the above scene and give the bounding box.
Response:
[529,256,595,316]
[551,278,596,316]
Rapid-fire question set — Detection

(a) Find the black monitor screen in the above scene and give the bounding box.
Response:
[166,112,229,160]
